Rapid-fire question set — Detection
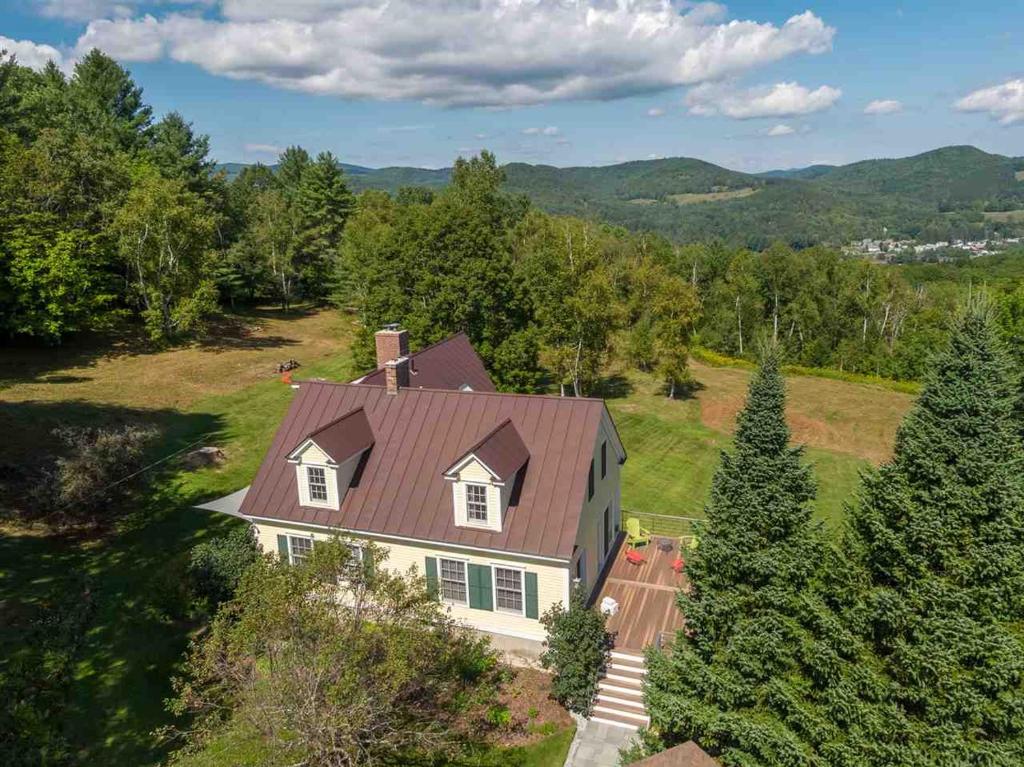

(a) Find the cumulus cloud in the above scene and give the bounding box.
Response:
[647,107,666,117]
[38,0,211,21]
[766,123,795,136]
[864,98,902,115]
[522,126,560,136]
[686,80,841,119]
[954,79,1024,125]
[67,1,835,108]
[0,35,65,70]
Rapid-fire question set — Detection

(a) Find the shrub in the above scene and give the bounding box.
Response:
[187,524,260,612]
[539,586,612,716]
[38,424,156,525]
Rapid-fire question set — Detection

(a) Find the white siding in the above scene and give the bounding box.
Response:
[252,520,569,642]
[290,442,364,511]
[451,458,504,533]
[572,411,622,598]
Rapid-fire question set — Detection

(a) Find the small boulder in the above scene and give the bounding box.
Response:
[183,446,226,470]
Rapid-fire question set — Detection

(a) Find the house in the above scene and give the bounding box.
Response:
[234,325,627,658]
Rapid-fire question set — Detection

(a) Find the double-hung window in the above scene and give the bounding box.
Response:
[494,567,524,613]
[587,459,595,501]
[601,441,607,479]
[465,483,489,523]
[307,466,328,503]
[439,558,468,605]
[289,535,313,565]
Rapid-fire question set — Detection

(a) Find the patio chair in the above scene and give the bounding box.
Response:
[680,534,699,551]
[625,517,652,548]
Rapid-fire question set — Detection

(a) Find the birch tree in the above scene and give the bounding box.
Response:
[113,170,216,340]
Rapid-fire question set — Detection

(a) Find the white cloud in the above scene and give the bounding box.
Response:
[523,126,560,136]
[68,2,835,108]
[954,79,1024,125]
[37,0,212,21]
[864,98,902,115]
[243,142,283,154]
[0,35,65,70]
[686,81,841,119]
[647,107,666,117]
[766,123,795,136]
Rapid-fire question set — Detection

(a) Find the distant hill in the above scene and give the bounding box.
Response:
[217,145,1024,246]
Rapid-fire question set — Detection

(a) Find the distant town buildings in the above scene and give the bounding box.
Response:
[844,236,1022,262]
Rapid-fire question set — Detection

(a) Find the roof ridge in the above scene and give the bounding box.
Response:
[306,404,366,439]
[299,378,606,405]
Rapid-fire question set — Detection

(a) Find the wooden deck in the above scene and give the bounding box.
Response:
[591,533,687,654]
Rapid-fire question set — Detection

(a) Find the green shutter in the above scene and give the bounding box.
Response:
[469,564,493,611]
[525,572,539,619]
[424,557,439,597]
[277,534,289,562]
[362,546,375,577]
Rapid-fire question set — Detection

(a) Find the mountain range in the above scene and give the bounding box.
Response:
[218,146,1024,247]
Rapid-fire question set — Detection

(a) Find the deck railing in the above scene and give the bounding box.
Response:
[623,510,703,539]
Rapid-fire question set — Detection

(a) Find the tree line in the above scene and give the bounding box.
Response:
[634,301,1024,766]
[3,49,1022,394]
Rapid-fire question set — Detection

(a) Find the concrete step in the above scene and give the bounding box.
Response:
[589,714,639,732]
[593,704,650,725]
[610,650,646,664]
[597,692,645,710]
[599,680,643,697]
[604,670,645,686]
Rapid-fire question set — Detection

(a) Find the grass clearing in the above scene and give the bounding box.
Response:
[668,187,759,205]
[983,209,1024,223]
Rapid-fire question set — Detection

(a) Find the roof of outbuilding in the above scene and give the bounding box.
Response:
[239,381,624,559]
[629,742,719,767]
[288,406,374,465]
[444,418,530,482]
[357,332,495,393]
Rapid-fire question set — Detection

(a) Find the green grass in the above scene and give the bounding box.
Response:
[609,373,870,532]
[169,720,576,767]
[1,348,359,766]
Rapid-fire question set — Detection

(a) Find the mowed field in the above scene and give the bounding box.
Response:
[0,308,914,764]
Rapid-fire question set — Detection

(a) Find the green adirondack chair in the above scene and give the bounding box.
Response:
[625,517,652,548]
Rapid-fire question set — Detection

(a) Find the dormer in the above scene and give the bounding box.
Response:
[443,419,529,533]
[287,407,374,510]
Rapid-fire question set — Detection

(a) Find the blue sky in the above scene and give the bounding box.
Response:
[2,0,1021,171]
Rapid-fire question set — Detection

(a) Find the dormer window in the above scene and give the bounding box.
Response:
[442,418,530,534]
[466,484,489,523]
[307,466,329,503]
[286,406,375,511]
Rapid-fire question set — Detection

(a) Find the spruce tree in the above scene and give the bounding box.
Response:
[646,346,842,765]
[838,299,1024,765]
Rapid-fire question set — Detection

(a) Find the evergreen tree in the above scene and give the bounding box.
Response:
[645,346,842,765]
[67,49,152,151]
[836,298,1024,765]
[294,151,354,302]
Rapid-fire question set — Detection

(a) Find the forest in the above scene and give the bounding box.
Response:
[3,49,1024,395]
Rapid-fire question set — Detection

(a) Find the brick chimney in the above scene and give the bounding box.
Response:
[384,357,410,395]
[375,324,409,369]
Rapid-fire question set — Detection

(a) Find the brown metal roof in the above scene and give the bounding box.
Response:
[357,332,496,392]
[239,382,617,559]
[629,742,719,767]
[443,418,529,482]
[289,406,374,465]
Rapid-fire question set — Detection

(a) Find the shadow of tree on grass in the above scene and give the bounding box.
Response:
[0,400,239,767]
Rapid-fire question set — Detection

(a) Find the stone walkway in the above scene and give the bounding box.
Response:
[564,716,637,767]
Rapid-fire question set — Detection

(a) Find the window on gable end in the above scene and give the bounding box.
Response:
[601,441,607,479]
[588,459,595,501]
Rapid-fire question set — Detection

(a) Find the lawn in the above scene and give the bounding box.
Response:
[0,307,913,764]
[607,362,912,530]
